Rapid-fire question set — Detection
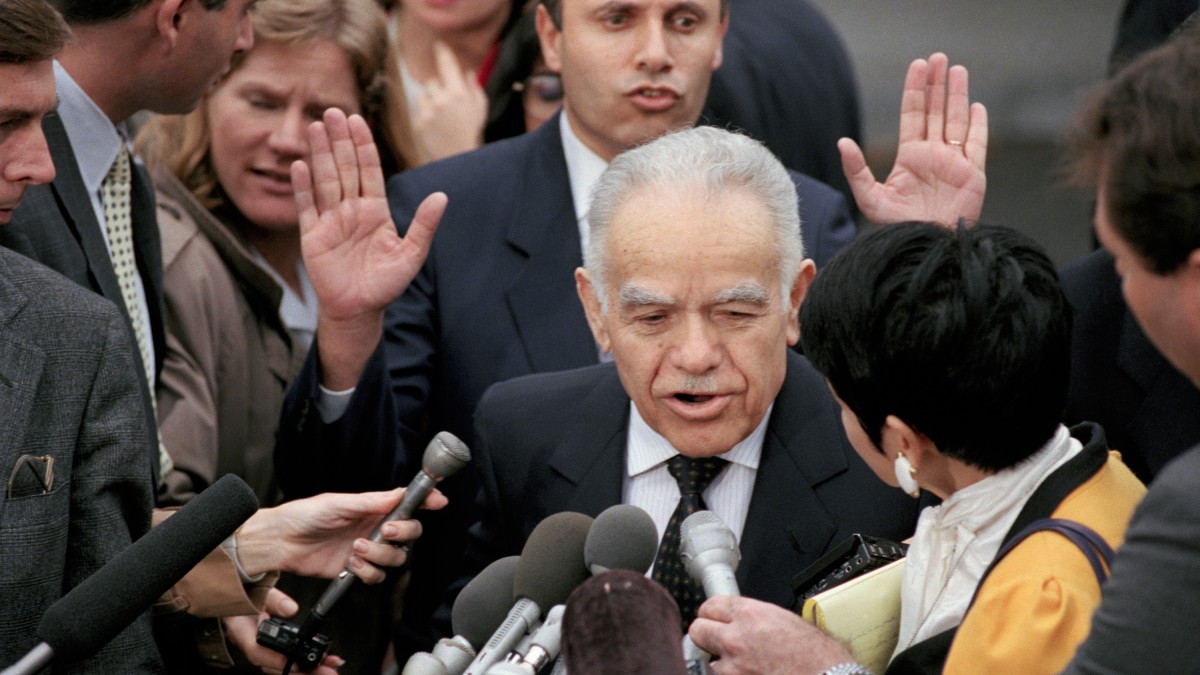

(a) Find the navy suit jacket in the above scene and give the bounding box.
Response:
[439,351,920,634]
[275,114,856,654]
[704,0,861,208]
[1060,249,1200,481]
[0,112,164,488]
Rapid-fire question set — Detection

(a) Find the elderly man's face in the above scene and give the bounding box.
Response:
[577,185,814,457]
[0,59,56,224]
[536,0,727,162]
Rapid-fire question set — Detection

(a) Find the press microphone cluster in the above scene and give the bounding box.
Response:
[404,503,661,675]
[2,474,259,675]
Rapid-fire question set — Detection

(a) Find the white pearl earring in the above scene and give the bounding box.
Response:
[894,453,920,498]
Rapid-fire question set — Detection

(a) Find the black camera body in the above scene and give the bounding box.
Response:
[791,534,907,601]
[256,617,332,671]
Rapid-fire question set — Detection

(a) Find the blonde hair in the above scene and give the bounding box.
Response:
[137,0,417,209]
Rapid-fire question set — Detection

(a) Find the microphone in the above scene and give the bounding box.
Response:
[678,510,741,669]
[301,432,471,640]
[584,504,658,575]
[679,510,741,599]
[562,570,686,675]
[2,474,259,675]
[464,512,593,675]
[483,605,565,675]
[403,556,521,675]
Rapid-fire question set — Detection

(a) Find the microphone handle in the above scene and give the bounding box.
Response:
[464,598,540,675]
[0,643,53,675]
[311,470,438,619]
[700,565,741,599]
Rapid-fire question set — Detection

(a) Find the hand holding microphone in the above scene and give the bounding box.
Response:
[268,432,470,671]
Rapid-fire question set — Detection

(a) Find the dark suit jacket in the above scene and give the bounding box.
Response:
[0,247,159,672]
[0,112,164,489]
[275,114,857,654]
[704,0,861,208]
[1060,249,1200,481]
[438,351,920,635]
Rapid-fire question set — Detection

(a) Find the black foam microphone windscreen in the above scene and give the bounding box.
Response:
[512,511,593,611]
[38,474,258,663]
[584,504,659,575]
[452,556,521,650]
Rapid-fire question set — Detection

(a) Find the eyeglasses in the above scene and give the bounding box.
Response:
[513,73,564,103]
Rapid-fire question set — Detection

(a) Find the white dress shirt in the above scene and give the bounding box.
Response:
[624,402,772,574]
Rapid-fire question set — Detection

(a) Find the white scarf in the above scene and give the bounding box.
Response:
[894,425,1081,657]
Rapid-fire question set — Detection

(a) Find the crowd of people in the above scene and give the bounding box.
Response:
[0,0,1198,673]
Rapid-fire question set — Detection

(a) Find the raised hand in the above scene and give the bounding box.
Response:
[412,41,488,163]
[291,108,447,390]
[839,53,988,227]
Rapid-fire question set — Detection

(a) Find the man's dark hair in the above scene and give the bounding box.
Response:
[800,222,1071,473]
[539,0,729,29]
[1,0,70,63]
[1069,19,1200,275]
[49,0,227,25]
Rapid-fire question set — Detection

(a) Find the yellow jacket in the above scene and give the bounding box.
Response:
[944,449,1146,674]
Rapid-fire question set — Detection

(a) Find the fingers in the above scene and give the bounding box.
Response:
[925,52,949,142]
[944,64,971,145]
[432,41,467,90]
[837,137,879,213]
[292,158,316,237]
[965,101,989,169]
[421,488,449,511]
[349,536,410,584]
[326,108,360,205]
[348,113,385,200]
[263,588,299,619]
[306,116,342,214]
[897,58,929,144]
[402,192,448,262]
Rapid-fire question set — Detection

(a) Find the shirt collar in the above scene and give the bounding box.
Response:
[53,61,126,198]
[626,401,771,477]
[559,113,609,233]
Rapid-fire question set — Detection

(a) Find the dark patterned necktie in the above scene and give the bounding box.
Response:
[651,454,729,629]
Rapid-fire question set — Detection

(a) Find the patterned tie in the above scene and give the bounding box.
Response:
[652,454,729,628]
[102,147,173,480]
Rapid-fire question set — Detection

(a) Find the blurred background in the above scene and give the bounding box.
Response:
[812,0,1126,266]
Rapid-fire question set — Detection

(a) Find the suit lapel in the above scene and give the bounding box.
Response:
[0,255,45,460]
[546,365,630,517]
[41,114,129,314]
[737,352,847,608]
[503,115,600,374]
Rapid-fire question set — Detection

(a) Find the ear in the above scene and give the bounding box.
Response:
[155,0,188,48]
[710,10,729,71]
[576,267,612,354]
[535,5,564,74]
[880,415,931,467]
[784,259,816,346]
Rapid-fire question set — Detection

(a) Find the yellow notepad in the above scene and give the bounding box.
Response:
[801,557,905,674]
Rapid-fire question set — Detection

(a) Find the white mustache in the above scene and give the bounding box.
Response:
[675,374,719,394]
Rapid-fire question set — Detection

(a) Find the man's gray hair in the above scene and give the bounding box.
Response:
[584,126,804,310]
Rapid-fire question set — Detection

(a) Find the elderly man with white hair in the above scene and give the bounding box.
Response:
[436,126,920,637]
